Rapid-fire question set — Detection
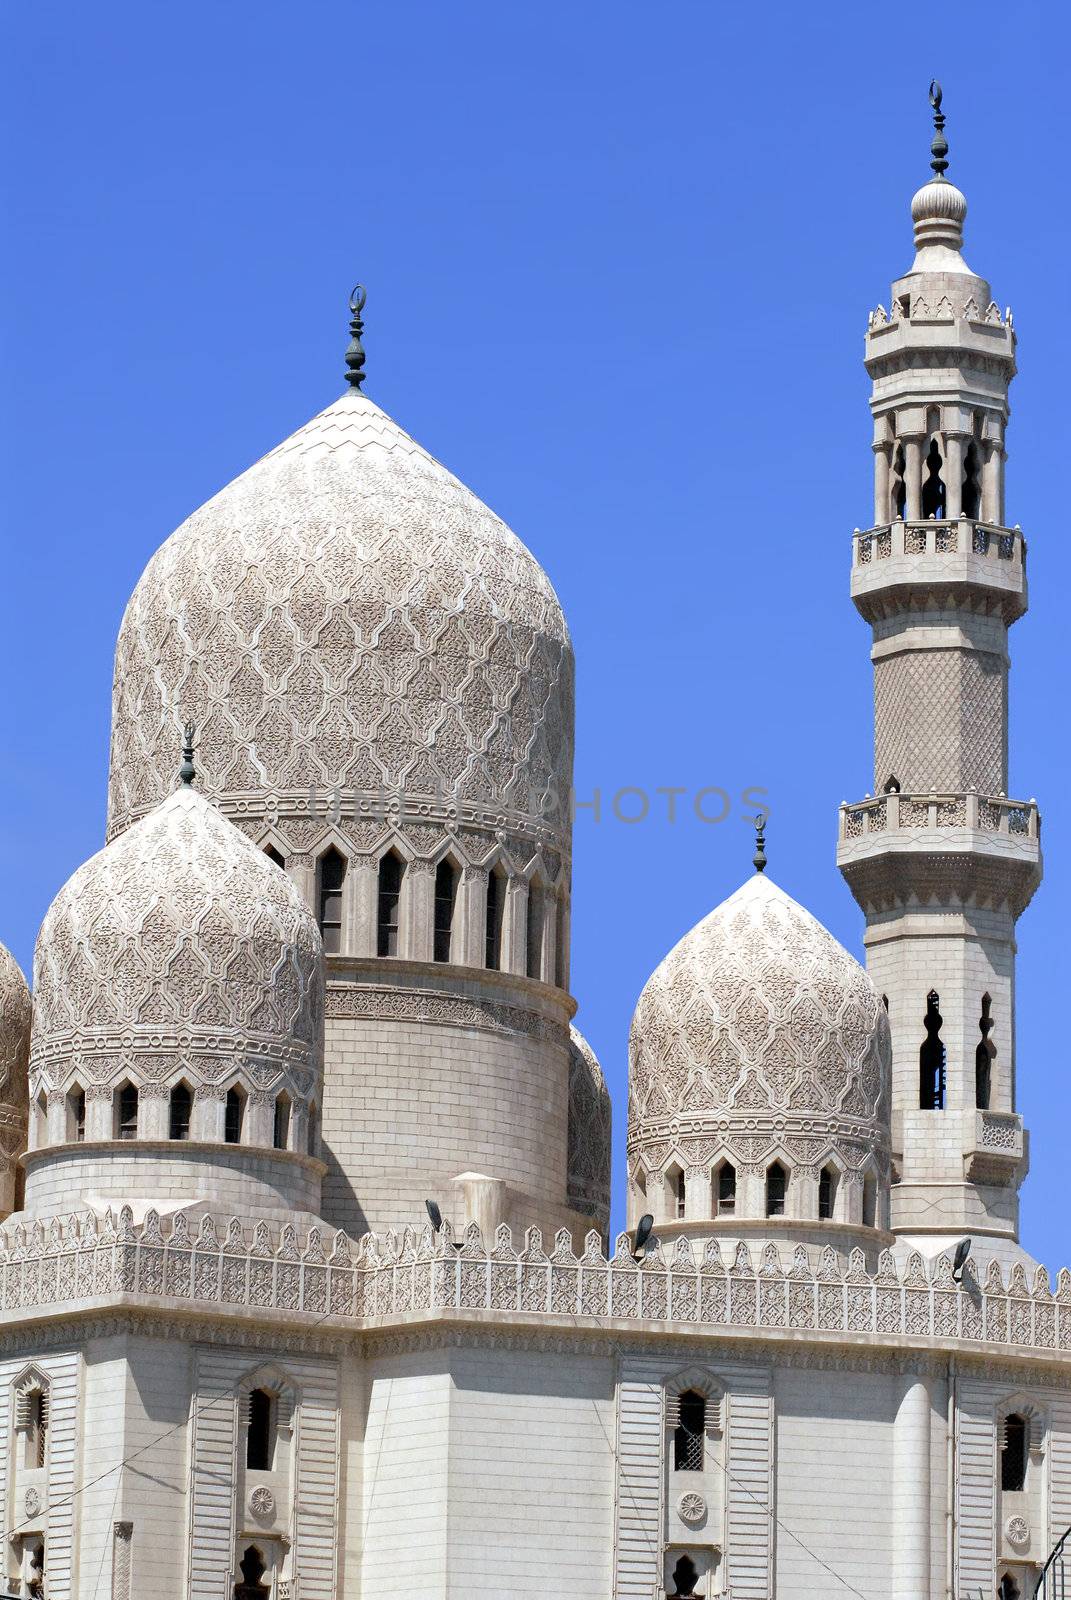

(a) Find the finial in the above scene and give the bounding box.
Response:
[179,722,196,787]
[344,284,367,390]
[752,813,768,874]
[928,79,949,177]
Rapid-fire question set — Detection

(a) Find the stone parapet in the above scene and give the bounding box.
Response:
[850,520,1026,624]
[2,1208,1070,1367]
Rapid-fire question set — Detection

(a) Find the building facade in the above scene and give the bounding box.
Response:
[0,93,1063,1600]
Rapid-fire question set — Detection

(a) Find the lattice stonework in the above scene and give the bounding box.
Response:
[106,391,575,872]
[873,648,1006,794]
[627,874,891,1182]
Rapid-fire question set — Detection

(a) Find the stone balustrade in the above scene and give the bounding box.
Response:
[839,791,1039,843]
[1,1207,1069,1359]
[852,520,1024,567]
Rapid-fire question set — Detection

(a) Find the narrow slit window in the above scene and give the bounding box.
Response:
[862,1174,878,1229]
[963,437,982,520]
[273,1094,290,1151]
[976,993,994,1110]
[526,881,543,980]
[264,844,285,868]
[246,1388,275,1471]
[668,1166,686,1220]
[554,896,566,989]
[116,1083,138,1141]
[891,442,907,519]
[225,1086,245,1145]
[715,1161,736,1216]
[169,1082,192,1141]
[766,1161,787,1217]
[1001,1413,1027,1492]
[433,859,456,964]
[919,990,946,1110]
[485,866,506,971]
[68,1085,85,1143]
[23,1388,48,1469]
[922,434,946,518]
[317,848,346,955]
[818,1164,837,1221]
[377,851,403,958]
[673,1391,705,1471]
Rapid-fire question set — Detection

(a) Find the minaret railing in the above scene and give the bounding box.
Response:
[839,792,1039,842]
[852,519,1024,567]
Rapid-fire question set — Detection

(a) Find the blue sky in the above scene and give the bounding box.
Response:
[2,1,1068,1258]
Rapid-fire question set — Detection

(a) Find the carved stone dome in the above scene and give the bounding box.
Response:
[0,942,31,1212]
[627,873,891,1227]
[106,390,574,870]
[566,1025,611,1234]
[30,786,324,1124]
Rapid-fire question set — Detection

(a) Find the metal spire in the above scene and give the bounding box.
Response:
[179,722,196,787]
[928,79,949,177]
[752,813,768,874]
[344,284,367,390]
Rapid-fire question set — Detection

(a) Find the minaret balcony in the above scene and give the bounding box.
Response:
[838,790,1042,915]
[850,519,1026,623]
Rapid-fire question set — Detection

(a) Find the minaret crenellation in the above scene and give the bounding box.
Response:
[838,88,1041,1255]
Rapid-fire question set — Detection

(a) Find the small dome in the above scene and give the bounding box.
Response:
[910,177,968,226]
[31,786,323,1116]
[628,874,890,1220]
[106,390,574,868]
[0,942,31,1212]
[567,1025,611,1232]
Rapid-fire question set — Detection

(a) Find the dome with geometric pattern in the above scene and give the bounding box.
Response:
[566,1024,611,1234]
[0,941,30,1212]
[106,390,574,873]
[627,871,891,1224]
[30,785,324,1133]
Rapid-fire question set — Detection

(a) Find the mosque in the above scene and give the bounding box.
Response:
[0,87,1064,1600]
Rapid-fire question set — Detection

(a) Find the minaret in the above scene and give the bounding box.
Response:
[837,85,1041,1253]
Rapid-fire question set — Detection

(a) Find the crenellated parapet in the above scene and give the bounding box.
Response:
[2,1207,1070,1365]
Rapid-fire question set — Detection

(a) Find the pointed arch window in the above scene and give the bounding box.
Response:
[963,434,983,520]
[234,1544,271,1600]
[922,434,946,519]
[377,851,403,957]
[66,1084,85,1143]
[818,1164,837,1221]
[526,880,544,980]
[246,1387,276,1471]
[317,848,346,954]
[273,1093,290,1151]
[766,1161,787,1217]
[17,1383,49,1469]
[169,1082,192,1141]
[670,1554,699,1596]
[433,859,457,964]
[485,865,506,971]
[116,1083,138,1141]
[998,1577,1021,1600]
[225,1086,245,1145]
[666,1164,686,1220]
[714,1160,736,1217]
[920,990,946,1110]
[264,844,285,869]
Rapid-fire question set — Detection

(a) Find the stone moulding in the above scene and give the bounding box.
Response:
[0,1209,1068,1362]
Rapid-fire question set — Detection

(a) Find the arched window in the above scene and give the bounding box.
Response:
[714,1161,736,1217]
[998,1576,1021,1600]
[234,1545,271,1600]
[264,844,285,868]
[670,1553,699,1596]
[976,993,994,1111]
[891,441,907,519]
[116,1083,138,1141]
[317,848,346,954]
[919,990,946,1110]
[674,1391,705,1471]
[433,859,457,964]
[963,437,982,520]
[377,851,403,958]
[485,865,506,971]
[766,1162,787,1217]
[273,1093,290,1151]
[225,1086,245,1145]
[66,1084,85,1143]
[246,1388,275,1471]
[26,1541,45,1600]
[1001,1413,1028,1492]
[526,880,544,980]
[818,1164,837,1221]
[169,1082,192,1141]
[307,1100,319,1158]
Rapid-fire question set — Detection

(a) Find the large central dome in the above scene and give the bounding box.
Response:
[107,389,574,863]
